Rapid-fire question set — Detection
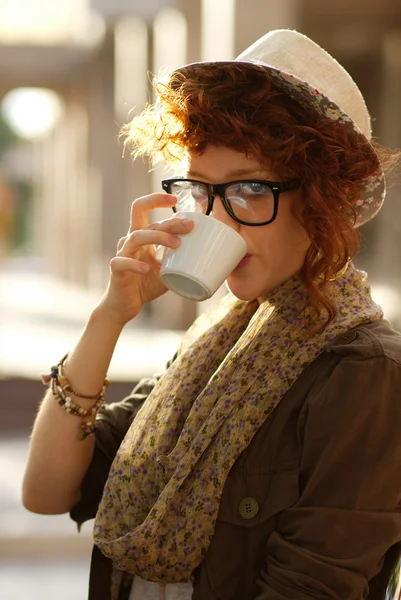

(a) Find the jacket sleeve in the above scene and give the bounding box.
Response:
[70,374,162,527]
[255,355,401,599]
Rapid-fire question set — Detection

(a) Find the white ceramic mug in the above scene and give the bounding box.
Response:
[159,211,247,301]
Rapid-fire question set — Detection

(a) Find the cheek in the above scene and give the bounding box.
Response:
[255,220,310,265]
[276,201,310,250]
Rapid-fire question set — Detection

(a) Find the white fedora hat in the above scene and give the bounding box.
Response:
[176,29,385,227]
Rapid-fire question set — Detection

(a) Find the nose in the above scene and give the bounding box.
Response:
[209,196,240,231]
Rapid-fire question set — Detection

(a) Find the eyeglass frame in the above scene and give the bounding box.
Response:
[161,178,299,226]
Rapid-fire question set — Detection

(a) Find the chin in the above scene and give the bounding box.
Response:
[225,271,278,300]
[225,279,260,302]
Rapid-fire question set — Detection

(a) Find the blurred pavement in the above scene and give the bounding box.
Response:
[0,257,183,381]
[0,435,93,599]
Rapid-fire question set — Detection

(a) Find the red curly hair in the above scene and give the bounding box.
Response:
[122,62,393,324]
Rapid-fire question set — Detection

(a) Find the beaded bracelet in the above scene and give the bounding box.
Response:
[41,354,110,440]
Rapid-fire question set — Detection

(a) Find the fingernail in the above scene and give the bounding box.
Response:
[140,263,149,272]
[165,195,176,203]
[181,219,192,227]
[169,235,180,245]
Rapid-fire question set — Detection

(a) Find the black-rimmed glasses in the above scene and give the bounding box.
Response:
[161,178,298,226]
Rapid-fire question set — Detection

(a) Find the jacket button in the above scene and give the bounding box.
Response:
[335,330,358,344]
[238,497,259,520]
[342,331,357,343]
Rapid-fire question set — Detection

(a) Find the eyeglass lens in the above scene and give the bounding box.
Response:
[169,181,275,224]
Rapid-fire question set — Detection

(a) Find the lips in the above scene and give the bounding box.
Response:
[236,254,252,268]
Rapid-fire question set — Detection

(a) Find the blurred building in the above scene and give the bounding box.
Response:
[0,0,400,329]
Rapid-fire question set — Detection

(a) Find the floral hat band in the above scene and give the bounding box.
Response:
[177,29,386,227]
[256,65,385,227]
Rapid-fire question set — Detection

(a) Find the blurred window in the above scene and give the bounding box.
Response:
[0,0,88,44]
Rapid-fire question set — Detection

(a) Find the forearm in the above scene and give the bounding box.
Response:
[22,193,189,514]
[22,304,128,515]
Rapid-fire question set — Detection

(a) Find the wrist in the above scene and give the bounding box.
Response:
[91,301,132,331]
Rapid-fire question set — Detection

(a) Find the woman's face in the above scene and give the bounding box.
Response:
[186,145,310,301]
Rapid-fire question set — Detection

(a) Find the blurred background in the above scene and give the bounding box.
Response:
[1,0,401,598]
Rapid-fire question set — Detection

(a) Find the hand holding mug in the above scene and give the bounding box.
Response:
[98,193,194,324]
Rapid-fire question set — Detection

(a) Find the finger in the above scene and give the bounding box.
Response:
[149,217,194,235]
[119,229,181,256]
[129,193,177,233]
[117,217,191,253]
[116,236,127,252]
[110,256,150,275]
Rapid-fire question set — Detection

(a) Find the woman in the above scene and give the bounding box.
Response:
[23,29,401,600]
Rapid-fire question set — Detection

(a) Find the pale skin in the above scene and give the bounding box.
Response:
[22,145,310,514]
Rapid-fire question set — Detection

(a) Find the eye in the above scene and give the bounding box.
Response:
[226,181,272,200]
[191,183,208,201]
[240,182,270,195]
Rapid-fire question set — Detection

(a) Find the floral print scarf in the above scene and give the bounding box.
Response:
[94,264,382,591]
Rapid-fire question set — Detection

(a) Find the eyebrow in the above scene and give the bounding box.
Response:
[187,168,271,180]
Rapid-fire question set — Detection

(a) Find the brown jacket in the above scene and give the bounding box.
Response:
[71,319,401,600]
